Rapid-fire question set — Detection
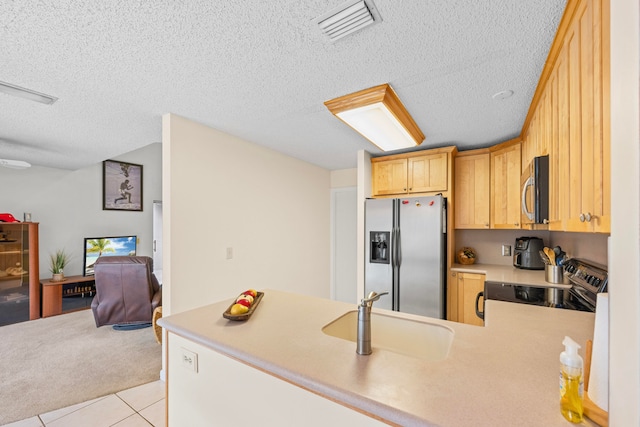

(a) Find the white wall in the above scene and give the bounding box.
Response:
[609,0,640,424]
[162,114,331,315]
[0,143,162,277]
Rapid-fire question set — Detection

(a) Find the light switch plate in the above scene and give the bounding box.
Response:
[181,348,198,373]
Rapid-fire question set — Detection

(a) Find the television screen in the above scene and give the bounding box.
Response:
[83,236,137,276]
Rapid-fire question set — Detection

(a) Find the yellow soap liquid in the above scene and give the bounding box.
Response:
[559,370,583,423]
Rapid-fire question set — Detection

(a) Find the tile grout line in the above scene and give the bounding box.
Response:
[37,394,112,426]
[112,394,158,427]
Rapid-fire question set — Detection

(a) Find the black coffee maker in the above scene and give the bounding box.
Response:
[513,237,545,270]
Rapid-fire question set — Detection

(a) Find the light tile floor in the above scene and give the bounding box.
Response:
[2,381,165,427]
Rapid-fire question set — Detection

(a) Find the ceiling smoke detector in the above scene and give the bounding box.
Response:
[315,0,382,42]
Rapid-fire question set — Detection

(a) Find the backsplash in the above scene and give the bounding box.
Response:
[455,229,608,267]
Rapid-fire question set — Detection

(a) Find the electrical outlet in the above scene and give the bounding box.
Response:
[181,348,198,373]
[502,244,512,256]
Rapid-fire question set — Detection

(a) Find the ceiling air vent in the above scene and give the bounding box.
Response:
[315,0,382,42]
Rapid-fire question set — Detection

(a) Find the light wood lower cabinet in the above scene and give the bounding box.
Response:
[449,271,485,326]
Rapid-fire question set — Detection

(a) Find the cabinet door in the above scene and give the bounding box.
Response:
[454,153,490,229]
[408,153,448,193]
[0,222,39,324]
[448,271,459,322]
[563,0,610,233]
[371,159,408,196]
[457,273,484,327]
[490,143,521,229]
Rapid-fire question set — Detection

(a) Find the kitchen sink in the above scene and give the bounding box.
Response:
[322,310,454,361]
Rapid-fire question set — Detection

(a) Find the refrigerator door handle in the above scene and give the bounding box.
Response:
[395,228,402,267]
[391,227,400,267]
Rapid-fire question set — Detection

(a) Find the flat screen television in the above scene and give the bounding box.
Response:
[83,235,137,276]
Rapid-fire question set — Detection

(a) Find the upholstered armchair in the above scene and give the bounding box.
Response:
[91,256,162,328]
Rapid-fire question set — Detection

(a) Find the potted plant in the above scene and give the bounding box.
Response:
[50,249,70,282]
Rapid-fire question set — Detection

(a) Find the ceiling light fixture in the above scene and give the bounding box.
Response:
[315,0,381,42]
[324,83,424,151]
[0,81,58,105]
[0,159,31,169]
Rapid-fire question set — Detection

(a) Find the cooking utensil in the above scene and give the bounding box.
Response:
[539,250,551,265]
[544,247,556,265]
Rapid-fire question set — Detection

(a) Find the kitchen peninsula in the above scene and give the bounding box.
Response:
[158,290,595,426]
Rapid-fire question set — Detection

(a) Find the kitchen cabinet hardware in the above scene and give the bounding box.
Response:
[579,212,592,222]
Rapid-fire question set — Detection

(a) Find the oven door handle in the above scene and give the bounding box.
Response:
[475,291,484,320]
[521,176,535,221]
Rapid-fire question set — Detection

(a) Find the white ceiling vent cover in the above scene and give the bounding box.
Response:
[315,0,381,42]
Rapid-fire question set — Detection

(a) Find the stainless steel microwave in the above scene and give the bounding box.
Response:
[521,155,549,225]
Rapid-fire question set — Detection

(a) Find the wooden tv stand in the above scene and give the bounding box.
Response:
[41,275,95,317]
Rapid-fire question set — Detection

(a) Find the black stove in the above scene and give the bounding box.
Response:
[563,258,608,312]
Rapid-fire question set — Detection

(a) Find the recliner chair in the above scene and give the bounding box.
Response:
[91,256,162,329]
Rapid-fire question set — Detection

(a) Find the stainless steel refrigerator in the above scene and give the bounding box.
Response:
[365,195,446,318]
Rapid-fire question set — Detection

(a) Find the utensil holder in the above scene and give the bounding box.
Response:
[545,265,564,284]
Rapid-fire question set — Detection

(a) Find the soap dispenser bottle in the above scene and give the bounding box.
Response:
[559,336,584,423]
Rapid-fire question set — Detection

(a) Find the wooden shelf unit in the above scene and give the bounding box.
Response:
[0,222,40,320]
[41,275,96,317]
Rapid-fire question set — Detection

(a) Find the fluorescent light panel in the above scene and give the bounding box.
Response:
[0,81,58,105]
[337,103,417,151]
[324,84,424,151]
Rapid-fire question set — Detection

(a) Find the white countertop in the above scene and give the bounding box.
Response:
[159,289,595,426]
[452,263,572,289]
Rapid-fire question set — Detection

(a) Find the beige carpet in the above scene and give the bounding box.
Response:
[0,309,161,425]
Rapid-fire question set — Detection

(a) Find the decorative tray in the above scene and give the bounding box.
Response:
[223,291,264,321]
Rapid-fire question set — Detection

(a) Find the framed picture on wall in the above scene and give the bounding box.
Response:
[102,160,143,211]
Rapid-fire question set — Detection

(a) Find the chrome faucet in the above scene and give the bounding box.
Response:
[356,291,389,355]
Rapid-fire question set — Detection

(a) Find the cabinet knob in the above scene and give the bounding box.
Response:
[485,223,489,228]
[585,212,592,222]
[579,213,585,222]
[403,188,407,192]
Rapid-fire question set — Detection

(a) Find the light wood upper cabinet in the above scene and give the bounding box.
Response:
[454,151,490,229]
[408,153,448,193]
[520,0,610,234]
[490,142,521,229]
[371,150,450,196]
[371,158,408,196]
[564,0,610,233]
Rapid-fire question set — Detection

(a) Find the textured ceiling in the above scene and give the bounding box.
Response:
[0,0,567,170]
